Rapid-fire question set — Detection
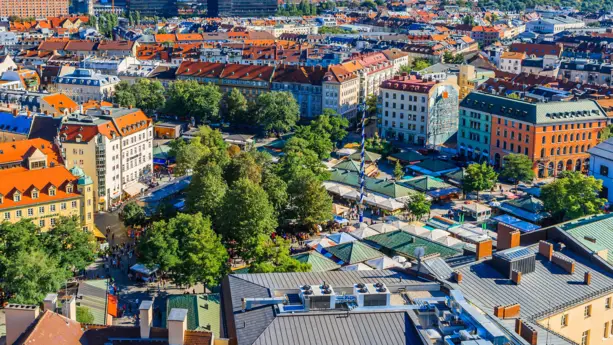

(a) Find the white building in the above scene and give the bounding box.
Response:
[499,51,526,73]
[588,138,613,202]
[526,16,585,34]
[379,74,459,147]
[59,106,153,211]
[53,68,121,103]
[322,64,360,118]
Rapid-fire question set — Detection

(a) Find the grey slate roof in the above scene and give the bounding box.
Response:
[588,138,613,160]
[461,92,607,124]
[447,243,613,319]
[226,270,428,345]
[252,312,415,345]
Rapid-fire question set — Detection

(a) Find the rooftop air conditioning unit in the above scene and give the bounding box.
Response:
[353,283,391,308]
[299,283,335,311]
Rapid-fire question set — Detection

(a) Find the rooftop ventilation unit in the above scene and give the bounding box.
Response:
[353,283,391,308]
[492,246,536,279]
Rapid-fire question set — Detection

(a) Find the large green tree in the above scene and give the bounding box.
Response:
[463,163,498,200]
[216,178,277,258]
[138,213,228,287]
[166,81,223,123]
[261,170,288,220]
[500,154,535,190]
[114,79,166,114]
[250,236,311,273]
[540,171,606,221]
[186,162,227,217]
[224,88,249,125]
[223,151,263,186]
[277,137,329,182]
[405,193,431,221]
[168,138,206,176]
[40,216,96,273]
[286,170,333,228]
[122,201,147,227]
[254,91,300,135]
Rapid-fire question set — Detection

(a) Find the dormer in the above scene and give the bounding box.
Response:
[66,183,73,194]
[31,187,39,199]
[0,193,4,204]
[27,148,47,170]
[48,185,56,197]
[13,190,21,202]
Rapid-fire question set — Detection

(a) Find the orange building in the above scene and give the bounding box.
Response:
[1,0,69,18]
[488,96,607,178]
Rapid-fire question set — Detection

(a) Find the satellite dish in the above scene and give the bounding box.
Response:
[414,247,425,259]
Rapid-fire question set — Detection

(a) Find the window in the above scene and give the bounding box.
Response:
[601,165,609,177]
[39,219,45,228]
[3,212,9,220]
[32,190,38,199]
[606,322,610,339]
[49,187,55,196]
[50,204,56,212]
[50,218,56,227]
[27,208,33,216]
[71,201,77,208]
[581,330,590,345]
[61,203,67,210]
[585,305,592,318]
[39,206,44,214]
[16,210,21,218]
[606,297,611,309]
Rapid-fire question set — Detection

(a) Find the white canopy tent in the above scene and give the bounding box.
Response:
[365,256,401,269]
[368,223,399,234]
[402,225,430,237]
[350,227,381,240]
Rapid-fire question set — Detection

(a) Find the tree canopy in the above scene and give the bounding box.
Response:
[122,201,147,228]
[166,81,223,123]
[250,236,311,273]
[405,193,431,221]
[500,154,535,188]
[224,88,249,125]
[540,171,606,221]
[138,213,228,287]
[254,91,300,135]
[114,79,166,114]
[463,163,498,200]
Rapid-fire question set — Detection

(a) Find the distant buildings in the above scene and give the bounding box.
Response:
[588,138,613,202]
[127,0,177,16]
[52,68,121,103]
[0,0,69,18]
[379,74,459,146]
[208,0,277,17]
[526,16,585,34]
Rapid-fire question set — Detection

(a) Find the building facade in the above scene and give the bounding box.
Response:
[0,138,94,232]
[0,0,69,18]
[322,65,360,119]
[59,106,153,211]
[52,68,121,103]
[379,74,459,147]
[588,138,613,202]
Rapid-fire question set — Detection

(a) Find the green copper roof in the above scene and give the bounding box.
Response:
[329,169,418,198]
[444,168,466,184]
[506,196,544,213]
[561,213,613,264]
[291,251,341,272]
[401,176,452,192]
[70,165,85,177]
[461,92,607,124]
[165,294,221,338]
[333,159,361,172]
[389,151,425,163]
[325,241,384,265]
[349,150,382,162]
[413,159,458,173]
[365,230,462,260]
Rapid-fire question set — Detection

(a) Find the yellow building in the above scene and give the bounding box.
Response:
[0,138,94,232]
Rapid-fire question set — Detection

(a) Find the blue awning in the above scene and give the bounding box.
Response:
[333,215,349,224]
[492,214,541,232]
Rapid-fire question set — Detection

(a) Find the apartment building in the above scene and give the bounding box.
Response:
[52,68,121,103]
[0,138,94,232]
[499,52,526,74]
[459,92,607,177]
[59,106,153,211]
[526,16,585,34]
[322,64,360,119]
[271,65,326,118]
[0,0,69,18]
[379,74,459,147]
[342,52,394,102]
[559,61,613,87]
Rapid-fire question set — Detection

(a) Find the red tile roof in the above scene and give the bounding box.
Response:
[0,138,61,166]
[380,74,436,94]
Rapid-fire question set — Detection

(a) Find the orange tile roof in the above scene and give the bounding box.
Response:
[501,51,526,59]
[0,166,81,209]
[0,138,61,166]
[81,100,113,111]
[112,109,151,137]
[155,34,177,43]
[42,94,78,115]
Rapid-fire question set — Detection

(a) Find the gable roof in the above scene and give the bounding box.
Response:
[291,251,341,272]
[365,230,462,260]
[325,241,384,265]
[0,138,60,165]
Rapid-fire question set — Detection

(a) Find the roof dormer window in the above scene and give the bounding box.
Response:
[13,191,20,202]
[31,188,39,199]
[67,184,73,193]
[49,186,56,196]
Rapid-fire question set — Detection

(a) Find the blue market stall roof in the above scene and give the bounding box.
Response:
[496,196,549,223]
[0,111,34,135]
[492,214,541,233]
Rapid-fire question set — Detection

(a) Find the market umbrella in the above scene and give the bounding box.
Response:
[327,232,358,244]
[365,256,401,269]
[436,236,464,247]
[368,223,399,234]
[350,227,381,240]
[402,224,430,237]
[333,203,350,216]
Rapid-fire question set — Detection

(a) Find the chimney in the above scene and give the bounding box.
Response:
[538,241,553,261]
[584,271,591,285]
[453,271,462,284]
[497,223,520,250]
[494,305,504,318]
[551,253,575,274]
[43,293,58,312]
[168,308,188,345]
[476,239,493,260]
[139,300,154,339]
[62,296,76,321]
[5,304,40,345]
[511,270,522,285]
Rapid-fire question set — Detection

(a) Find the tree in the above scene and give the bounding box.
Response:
[122,201,146,227]
[600,125,613,143]
[261,170,288,220]
[216,178,277,258]
[40,217,96,273]
[138,213,228,287]
[278,137,329,182]
[463,163,498,201]
[311,110,349,144]
[394,161,404,180]
[2,248,67,304]
[77,306,95,324]
[186,162,227,217]
[254,91,300,135]
[294,125,334,160]
[134,11,141,25]
[225,88,248,125]
[462,15,476,26]
[223,151,262,186]
[541,171,606,221]
[360,0,377,10]
[413,58,431,71]
[500,154,535,190]
[114,79,166,114]
[366,94,378,115]
[168,138,205,176]
[287,170,333,228]
[166,81,222,123]
[250,236,311,273]
[405,193,431,221]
